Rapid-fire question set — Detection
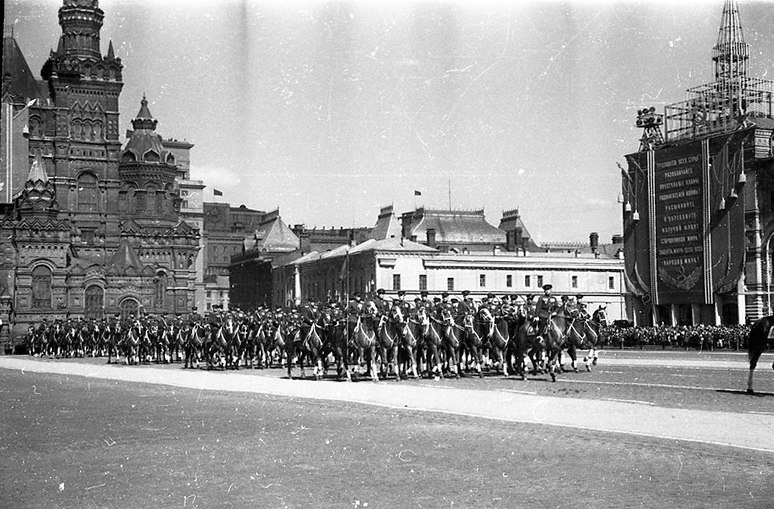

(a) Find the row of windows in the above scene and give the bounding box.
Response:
[389,274,617,292]
[30,266,168,310]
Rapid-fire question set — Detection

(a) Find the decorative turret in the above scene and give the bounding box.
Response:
[58,0,104,59]
[17,157,59,219]
[40,0,123,85]
[122,96,169,163]
[131,95,159,131]
[120,96,180,225]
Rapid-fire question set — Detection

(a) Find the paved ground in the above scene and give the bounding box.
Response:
[2,352,774,452]
[2,368,773,508]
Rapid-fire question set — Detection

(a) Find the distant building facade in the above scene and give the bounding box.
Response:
[201,202,266,311]
[231,204,627,317]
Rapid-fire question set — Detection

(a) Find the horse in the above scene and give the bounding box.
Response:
[326,317,352,381]
[267,322,287,368]
[246,319,266,368]
[352,305,380,382]
[221,317,242,370]
[184,323,207,369]
[563,316,601,373]
[105,322,122,364]
[407,307,432,377]
[439,308,462,378]
[424,313,446,379]
[207,324,229,370]
[124,322,142,365]
[287,317,326,380]
[541,314,572,382]
[515,318,547,379]
[376,310,402,380]
[393,307,420,380]
[746,315,774,394]
[461,312,486,378]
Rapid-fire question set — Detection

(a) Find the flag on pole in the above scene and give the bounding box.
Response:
[213,189,223,196]
[414,190,422,196]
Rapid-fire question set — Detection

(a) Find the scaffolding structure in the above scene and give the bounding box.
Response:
[663,0,773,142]
[665,77,774,142]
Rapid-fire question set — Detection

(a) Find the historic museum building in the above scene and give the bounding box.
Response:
[0,0,199,345]
[622,1,774,326]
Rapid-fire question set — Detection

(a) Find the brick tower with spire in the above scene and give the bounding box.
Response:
[0,0,200,344]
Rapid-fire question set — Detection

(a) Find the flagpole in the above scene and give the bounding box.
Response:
[448,179,451,210]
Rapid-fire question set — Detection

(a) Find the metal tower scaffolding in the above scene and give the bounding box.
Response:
[664,0,773,142]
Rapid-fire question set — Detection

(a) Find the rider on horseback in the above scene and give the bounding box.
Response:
[535,284,558,337]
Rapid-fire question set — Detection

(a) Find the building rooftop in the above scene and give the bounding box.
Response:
[401,207,505,247]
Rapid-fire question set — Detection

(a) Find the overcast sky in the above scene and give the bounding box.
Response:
[5,0,774,243]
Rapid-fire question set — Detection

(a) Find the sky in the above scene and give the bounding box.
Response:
[4,0,774,244]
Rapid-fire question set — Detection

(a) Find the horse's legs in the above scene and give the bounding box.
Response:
[547,349,557,382]
[566,343,578,373]
[748,349,763,394]
[370,345,379,382]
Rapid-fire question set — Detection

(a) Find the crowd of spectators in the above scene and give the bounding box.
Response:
[600,323,751,350]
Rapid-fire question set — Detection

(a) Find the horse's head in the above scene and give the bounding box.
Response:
[391,306,404,323]
[479,308,493,323]
[364,301,378,316]
[463,313,475,330]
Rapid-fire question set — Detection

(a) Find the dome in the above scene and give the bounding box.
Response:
[121,95,171,164]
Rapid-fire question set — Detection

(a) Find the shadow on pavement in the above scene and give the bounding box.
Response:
[716,389,774,397]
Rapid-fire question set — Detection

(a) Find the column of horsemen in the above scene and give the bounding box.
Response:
[23,284,609,382]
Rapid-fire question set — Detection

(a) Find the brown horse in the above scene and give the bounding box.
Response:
[461,312,486,377]
[746,315,774,394]
[515,319,546,379]
[563,317,600,372]
[542,314,571,382]
[395,307,421,380]
[287,319,325,380]
[377,312,401,380]
[352,313,380,382]
[408,307,436,378]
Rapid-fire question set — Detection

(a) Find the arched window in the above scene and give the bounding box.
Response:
[85,285,104,320]
[78,173,98,212]
[119,298,139,320]
[29,116,44,138]
[155,272,167,310]
[31,265,52,309]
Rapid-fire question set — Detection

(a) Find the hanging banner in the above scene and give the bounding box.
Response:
[652,141,707,305]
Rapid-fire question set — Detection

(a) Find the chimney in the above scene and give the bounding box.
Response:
[589,232,599,254]
[299,232,311,253]
[506,230,516,251]
[427,228,437,249]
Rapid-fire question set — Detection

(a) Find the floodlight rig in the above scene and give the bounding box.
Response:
[636,106,664,151]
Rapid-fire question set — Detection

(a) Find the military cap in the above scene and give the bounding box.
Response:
[376,288,385,295]
[353,292,362,299]
[433,297,441,303]
[420,291,429,297]
[487,293,495,299]
[441,292,449,298]
[451,298,459,303]
[192,306,198,312]
[462,290,470,296]
[542,284,553,291]
[397,290,406,297]
[576,295,584,300]
[414,297,422,303]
